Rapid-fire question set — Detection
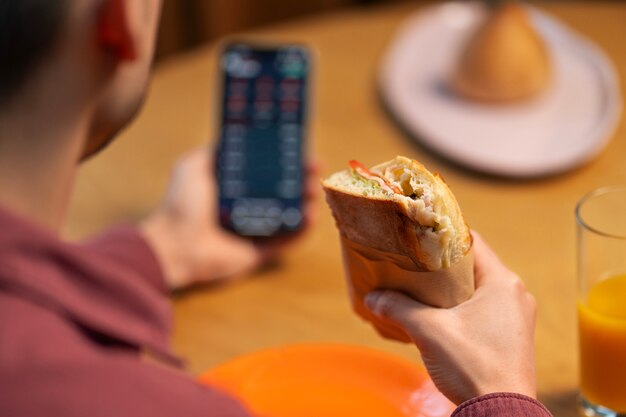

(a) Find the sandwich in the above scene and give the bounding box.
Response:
[323,156,474,341]
[323,156,472,270]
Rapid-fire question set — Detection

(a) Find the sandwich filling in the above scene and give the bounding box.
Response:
[348,158,458,268]
[350,159,443,227]
[348,160,402,195]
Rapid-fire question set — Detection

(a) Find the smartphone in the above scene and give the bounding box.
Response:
[215,42,312,238]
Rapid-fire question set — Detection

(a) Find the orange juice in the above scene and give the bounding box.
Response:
[578,274,626,412]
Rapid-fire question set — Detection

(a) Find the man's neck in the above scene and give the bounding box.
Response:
[0,90,89,232]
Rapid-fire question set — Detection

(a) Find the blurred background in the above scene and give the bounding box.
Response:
[157,0,410,59]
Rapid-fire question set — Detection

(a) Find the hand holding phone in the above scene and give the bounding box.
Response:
[142,146,317,290]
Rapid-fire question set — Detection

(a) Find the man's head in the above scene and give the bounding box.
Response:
[0,1,68,106]
[0,0,162,159]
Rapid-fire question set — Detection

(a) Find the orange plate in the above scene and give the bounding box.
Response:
[198,344,455,417]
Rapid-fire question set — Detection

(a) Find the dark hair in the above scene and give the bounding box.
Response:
[0,0,68,105]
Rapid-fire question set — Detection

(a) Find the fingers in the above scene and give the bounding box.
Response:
[306,158,322,178]
[471,231,505,272]
[364,290,441,341]
[171,145,212,176]
[471,231,532,318]
[303,160,320,223]
[526,292,537,325]
[304,158,322,200]
[471,231,515,288]
[211,234,265,280]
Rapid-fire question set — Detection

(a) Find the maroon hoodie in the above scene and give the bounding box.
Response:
[0,205,551,417]
[0,206,250,417]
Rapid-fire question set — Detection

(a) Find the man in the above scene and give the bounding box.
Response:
[0,1,551,416]
[0,1,299,415]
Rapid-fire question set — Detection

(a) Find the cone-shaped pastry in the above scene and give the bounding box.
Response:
[451,3,551,102]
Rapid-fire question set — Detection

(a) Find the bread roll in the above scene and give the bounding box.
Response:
[451,3,551,102]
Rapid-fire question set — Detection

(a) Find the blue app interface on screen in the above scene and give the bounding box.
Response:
[217,44,309,236]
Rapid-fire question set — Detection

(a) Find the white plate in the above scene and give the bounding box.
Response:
[379,2,622,177]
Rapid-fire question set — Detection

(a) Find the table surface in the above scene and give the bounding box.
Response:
[65,1,626,416]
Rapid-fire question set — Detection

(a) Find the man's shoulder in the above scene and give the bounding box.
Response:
[0,292,249,417]
[0,291,100,372]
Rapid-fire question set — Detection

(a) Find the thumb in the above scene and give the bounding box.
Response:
[364,290,441,341]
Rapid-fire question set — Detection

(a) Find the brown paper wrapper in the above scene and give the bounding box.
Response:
[341,236,475,342]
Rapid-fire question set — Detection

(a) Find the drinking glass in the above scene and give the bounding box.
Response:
[576,186,626,417]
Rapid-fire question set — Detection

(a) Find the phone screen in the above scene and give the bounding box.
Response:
[216,43,310,237]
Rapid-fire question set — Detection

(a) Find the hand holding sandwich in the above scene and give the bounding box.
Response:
[323,156,475,342]
[324,157,537,405]
[365,232,537,405]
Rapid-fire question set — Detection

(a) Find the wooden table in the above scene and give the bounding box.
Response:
[65,2,626,416]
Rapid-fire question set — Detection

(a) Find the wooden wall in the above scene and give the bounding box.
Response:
[157,0,394,59]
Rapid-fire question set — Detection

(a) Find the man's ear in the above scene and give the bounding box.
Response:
[97,0,136,61]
